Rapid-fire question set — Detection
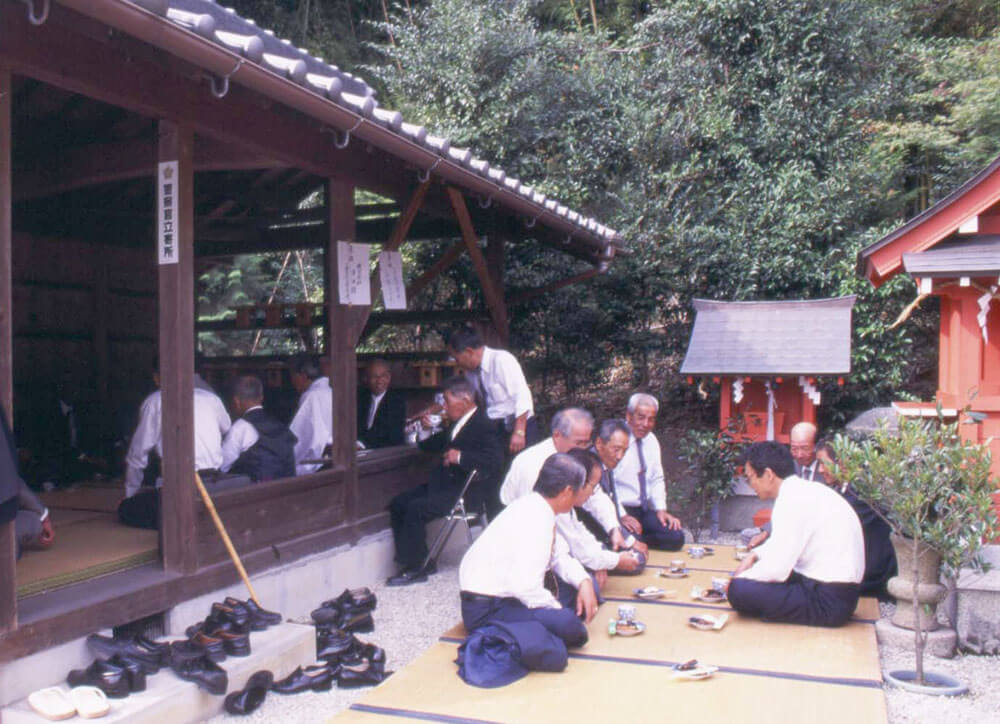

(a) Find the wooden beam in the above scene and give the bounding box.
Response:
[158,120,198,575]
[353,180,431,342]
[405,239,467,301]
[446,186,509,341]
[508,267,601,306]
[326,179,359,526]
[0,66,17,636]
[14,135,281,201]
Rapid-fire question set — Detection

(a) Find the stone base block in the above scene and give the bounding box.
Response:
[875,618,957,658]
[718,494,771,532]
[955,551,1000,654]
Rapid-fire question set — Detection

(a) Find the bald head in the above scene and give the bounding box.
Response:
[789,422,817,468]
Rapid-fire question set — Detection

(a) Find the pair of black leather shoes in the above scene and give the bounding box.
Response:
[67,655,146,698]
[316,627,358,663]
[224,670,273,715]
[169,647,228,696]
[270,663,336,694]
[337,642,389,688]
[85,633,168,674]
[311,587,377,633]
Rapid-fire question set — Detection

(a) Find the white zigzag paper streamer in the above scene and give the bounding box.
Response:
[798,376,821,406]
[732,378,744,404]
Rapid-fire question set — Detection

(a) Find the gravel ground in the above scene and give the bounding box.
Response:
[208,536,999,724]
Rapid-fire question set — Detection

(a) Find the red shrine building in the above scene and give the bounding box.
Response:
[680,297,856,441]
[860,155,1000,488]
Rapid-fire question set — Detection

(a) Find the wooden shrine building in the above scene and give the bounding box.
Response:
[680,297,856,441]
[860,153,1000,499]
[0,0,622,663]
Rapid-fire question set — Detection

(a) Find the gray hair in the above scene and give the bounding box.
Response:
[550,407,594,437]
[232,375,263,403]
[442,375,476,402]
[596,418,630,442]
[627,393,659,414]
[533,453,587,498]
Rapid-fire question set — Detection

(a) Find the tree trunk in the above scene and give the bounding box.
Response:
[913,538,925,685]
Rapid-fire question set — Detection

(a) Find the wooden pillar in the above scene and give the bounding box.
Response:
[719,376,731,432]
[0,67,16,635]
[326,180,358,524]
[158,121,197,574]
[94,256,110,436]
[485,234,507,346]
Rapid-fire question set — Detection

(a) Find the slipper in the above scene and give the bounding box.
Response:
[70,686,111,719]
[27,687,76,721]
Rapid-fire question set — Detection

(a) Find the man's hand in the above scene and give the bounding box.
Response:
[508,431,526,454]
[609,527,626,551]
[749,530,769,549]
[621,515,643,535]
[657,510,682,530]
[39,517,55,548]
[631,539,649,557]
[575,578,599,623]
[732,552,758,577]
[594,569,608,590]
[615,551,641,573]
[442,448,461,466]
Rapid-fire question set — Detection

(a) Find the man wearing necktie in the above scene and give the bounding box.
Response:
[446,327,540,457]
[611,393,685,551]
[356,359,406,449]
[789,422,819,481]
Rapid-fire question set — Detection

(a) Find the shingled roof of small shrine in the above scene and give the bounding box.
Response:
[902,236,1000,278]
[680,297,857,376]
[120,0,622,255]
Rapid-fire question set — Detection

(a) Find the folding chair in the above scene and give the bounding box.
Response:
[421,470,487,571]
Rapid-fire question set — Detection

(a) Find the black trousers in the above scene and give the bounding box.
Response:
[623,505,685,551]
[460,592,588,649]
[118,488,160,530]
[388,483,457,570]
[728,571,861,627]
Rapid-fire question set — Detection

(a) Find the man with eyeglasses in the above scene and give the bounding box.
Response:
[789,422,819,481]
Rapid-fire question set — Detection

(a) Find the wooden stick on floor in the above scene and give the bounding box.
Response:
[194,471,261,605]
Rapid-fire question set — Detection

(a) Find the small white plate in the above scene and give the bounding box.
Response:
[634,587,667,599]
[613,620,646,637]
[660,569,689,579]
[672,664,720,680]
[688,614,729,631]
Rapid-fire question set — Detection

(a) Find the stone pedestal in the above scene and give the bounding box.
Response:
[954,544,1000,654]
[875,618,957,658]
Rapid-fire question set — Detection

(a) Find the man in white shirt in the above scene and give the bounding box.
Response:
[611,393,685,550]
[221,375,296,482]
[789,422,819,480]
[501,409,641,590]
[460,452,596,651]
[728,441,865,627]
[119,362,232,528]
[447,327,539,456]
[288,354,333,475]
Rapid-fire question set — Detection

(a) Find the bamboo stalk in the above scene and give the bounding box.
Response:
[194,471,260,605]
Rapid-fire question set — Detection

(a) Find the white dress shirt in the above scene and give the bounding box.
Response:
[614,431,667,510]
[737,475,864,584]
[124,387,232,498]
[220,406,263,473]
[460,492,588,608]
[290,376,333,475]
[365,391,386,430]
[797,460,818,481]
[557,508,621,571]
[476,346,534,421]
[500,438,620,533]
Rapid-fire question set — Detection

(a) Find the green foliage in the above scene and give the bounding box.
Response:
[676,418,747,540]
[833,412,997,574]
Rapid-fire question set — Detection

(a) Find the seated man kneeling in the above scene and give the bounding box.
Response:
[728,441,864,627]
[220,375,297,482]
[459,453,597,657]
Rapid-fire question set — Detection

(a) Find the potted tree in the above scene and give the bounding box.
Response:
[676,417,746,541]
[834,408,997,695]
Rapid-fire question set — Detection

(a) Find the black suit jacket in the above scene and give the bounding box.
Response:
[357,388,406,449]
[418,407,503,509]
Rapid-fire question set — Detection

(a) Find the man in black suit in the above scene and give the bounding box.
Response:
[357,359,406,449]
[387,376,503,586]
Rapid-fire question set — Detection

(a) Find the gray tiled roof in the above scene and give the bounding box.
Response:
[902,236,1000,277]
[127,0,622,249]
[680,297,857,375]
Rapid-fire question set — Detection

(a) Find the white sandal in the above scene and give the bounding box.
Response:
[27,687,76,721]
[69,686,111,719]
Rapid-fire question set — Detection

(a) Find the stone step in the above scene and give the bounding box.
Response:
[2,622,315,723]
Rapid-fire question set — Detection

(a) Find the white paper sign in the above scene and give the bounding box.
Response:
[338,241,371,305]
[157,161,179,265]
[378,251,407,310]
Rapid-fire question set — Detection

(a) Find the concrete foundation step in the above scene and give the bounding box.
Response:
[2,622,315,723]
